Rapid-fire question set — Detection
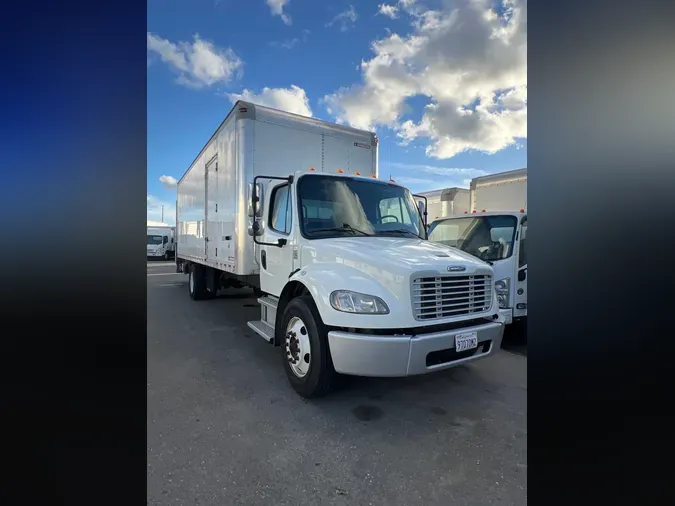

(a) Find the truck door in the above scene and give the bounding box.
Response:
[259,180,295,297]
[513,216,527,318]
[205,156,218,261]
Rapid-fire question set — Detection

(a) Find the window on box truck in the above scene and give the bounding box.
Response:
[518,217,527,267]
[427,215,517,262]
[298,175,424,239]
[270,184,292,234]
[147,235,163,245]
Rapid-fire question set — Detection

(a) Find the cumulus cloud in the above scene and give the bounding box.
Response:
[326,5,358,32]
[378,3,399,19]
[324,0,527,159]
[147,33,243,89]
[267,0,292,25]
[147,195,176,225]
[159,175,178,189]
[227,85,312,117]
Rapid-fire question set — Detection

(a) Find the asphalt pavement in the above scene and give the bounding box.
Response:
[147,261,527,505]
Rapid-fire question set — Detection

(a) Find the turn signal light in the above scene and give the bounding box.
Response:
[308,167,316,171]
[354,171,361,176]
[520,208,525,212]
[370,174,377,178]
[337,168,344,173]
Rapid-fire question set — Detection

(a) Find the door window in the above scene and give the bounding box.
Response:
[270,184,292,234]
[518,218,527,267]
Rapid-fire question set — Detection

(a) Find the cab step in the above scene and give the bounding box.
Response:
[247,320,275,343]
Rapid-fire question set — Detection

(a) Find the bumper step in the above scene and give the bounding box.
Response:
[247,320,275,343]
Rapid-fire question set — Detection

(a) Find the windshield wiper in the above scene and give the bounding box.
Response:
[377,228,424,240]
[311,223,374,237]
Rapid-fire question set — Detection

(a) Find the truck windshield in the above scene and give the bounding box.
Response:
[297,175,425,239]
[427,215,518,261]
[147,235,163,245]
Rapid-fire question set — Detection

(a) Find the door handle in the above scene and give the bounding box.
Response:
[261,250,267,270]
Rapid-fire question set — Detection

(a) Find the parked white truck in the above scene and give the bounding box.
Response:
[427,168,527,326]
[175,101,505,398]
[147,224,176,260]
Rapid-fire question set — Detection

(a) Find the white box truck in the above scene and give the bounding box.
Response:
[175,101,505,398]
[147,224,176,260]
[427,169,527,326]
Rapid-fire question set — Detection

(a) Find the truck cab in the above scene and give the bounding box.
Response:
[247,170,505,397]
[147,227,175,260]
[427,211,527,326]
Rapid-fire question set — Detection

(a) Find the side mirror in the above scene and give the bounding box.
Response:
[417,200,425,216]
[163,236,168,244]
[248,219,264,236]
[248,182,264,218]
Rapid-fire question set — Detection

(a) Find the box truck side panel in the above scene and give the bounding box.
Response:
[212,118,238,273]
[474,180,527,212]
[253,120,324,176]
[177,149,207,262]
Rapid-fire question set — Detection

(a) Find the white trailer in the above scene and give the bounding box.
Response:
[147,224,176,260]
[176,101,505,398]
[428,168,527,327]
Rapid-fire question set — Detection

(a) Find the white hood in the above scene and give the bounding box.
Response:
[299,237,496,328]
[302,236,490,277]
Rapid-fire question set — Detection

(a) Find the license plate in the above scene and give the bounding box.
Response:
[455,332,478,352]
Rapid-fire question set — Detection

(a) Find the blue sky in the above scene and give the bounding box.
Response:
[147,0,527,224]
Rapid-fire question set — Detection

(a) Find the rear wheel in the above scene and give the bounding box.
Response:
[280,295,337,398]
[188,264,207,300]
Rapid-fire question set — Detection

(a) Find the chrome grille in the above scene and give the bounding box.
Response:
[412,275,492,320]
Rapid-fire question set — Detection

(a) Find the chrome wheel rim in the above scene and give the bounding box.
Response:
[285,316,311,378]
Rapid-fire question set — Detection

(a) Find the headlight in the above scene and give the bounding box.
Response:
[494,278,511,309]
[330,290,390,314]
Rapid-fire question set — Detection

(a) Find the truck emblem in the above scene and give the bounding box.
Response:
[447,266,466,272]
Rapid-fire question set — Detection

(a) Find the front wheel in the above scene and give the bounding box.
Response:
[280,295,337,398]
[164,251,170,261]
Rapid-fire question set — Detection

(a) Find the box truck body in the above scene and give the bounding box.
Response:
[416,187,471,221]
[176,102,378,277]
[175,101,504,398]
[470,168,527,212]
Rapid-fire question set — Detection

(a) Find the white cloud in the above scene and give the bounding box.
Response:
[147,195,176,226]
[388,163,487,192]
[147,33,243,88]
[271,29,310,50]
[272,38,300,49]
[378,3,399,19]
[326,5,358,32]
[227,85,312,117]
[159,175,178,189]
[267,0,292,25]
[324,0,527,159]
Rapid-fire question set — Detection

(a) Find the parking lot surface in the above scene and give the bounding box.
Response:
[147,261,527,505]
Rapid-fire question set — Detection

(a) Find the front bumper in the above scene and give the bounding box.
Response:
[499,308,513,325]
[327,320,504,377]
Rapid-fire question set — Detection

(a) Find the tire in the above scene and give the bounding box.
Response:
[280,295,337,398]
[164,251,170,261]
[188,264,207,300]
